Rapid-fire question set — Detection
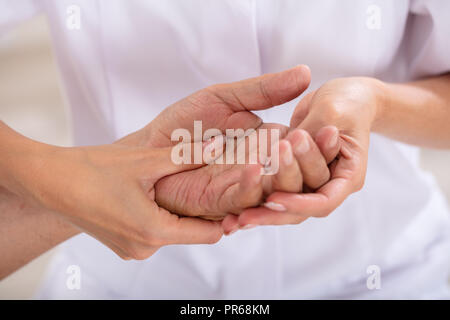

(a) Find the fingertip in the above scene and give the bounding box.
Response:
[315,126,340,164]
[222,214,239,235]
[278,139,293,164]
[287,128,311,155]
[288,65,311,93]
[238,164,264,208]
[295,64,311,85]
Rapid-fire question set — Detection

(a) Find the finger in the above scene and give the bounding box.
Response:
[238,206,309,227]
[218,164,264,214]
[238,177,350,226]
[264,177,352,218]
[270,140,303,193]
[264,142,361,218]
[286,129,330,190]
[157,207,224,245]
[314,126,341,164]
[239,141,362,225]
[210,65,311,112]
[290,90,316,128]
[222,214,240,235]
[152,138,225,178]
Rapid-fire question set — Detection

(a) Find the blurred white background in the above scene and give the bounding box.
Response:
[1,16,449,299]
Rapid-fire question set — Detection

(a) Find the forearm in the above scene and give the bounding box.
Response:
[0,120,49,200]
[0,186,79,280]
[373,73,450,148]
[0,121,79,279]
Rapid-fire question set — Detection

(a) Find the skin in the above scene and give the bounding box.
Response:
[0,186,78,280]
[0,66,334,278]
[119,66,335,221]
[223,74,450,232]
[0,123,223,263]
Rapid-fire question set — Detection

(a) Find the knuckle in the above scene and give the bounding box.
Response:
[203,84,228,103]
[321,100,346,123]
[259,79,274,106]
[190,87,219,106]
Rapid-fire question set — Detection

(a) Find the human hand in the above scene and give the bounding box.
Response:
[120,66,313,221]
[0,123,223,260]
[230,77,383,227]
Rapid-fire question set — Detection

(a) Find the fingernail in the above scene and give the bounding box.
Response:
[240,224,257,230]
[328,132,339,149]
[264,202,287,212]
[283,143,293,166]
[296,133,310,154]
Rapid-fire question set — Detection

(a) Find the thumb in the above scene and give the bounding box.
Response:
[211,65,311,111]
[290,90,316,128]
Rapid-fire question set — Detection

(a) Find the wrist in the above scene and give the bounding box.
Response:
[368,78,388,132]
[0,122,58,202]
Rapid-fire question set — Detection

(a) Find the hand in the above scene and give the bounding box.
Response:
[0,66,312,261]
[233,77,383,227]
[120,66,313,221]
[0,124,223,260]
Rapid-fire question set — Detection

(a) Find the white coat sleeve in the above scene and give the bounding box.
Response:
[405,0,450,79]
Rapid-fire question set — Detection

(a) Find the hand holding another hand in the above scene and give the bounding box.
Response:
[1,65,322,261]
[1,67,375,261]
[230,77,383,229]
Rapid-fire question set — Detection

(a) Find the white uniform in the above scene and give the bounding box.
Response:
[2,0,450,299]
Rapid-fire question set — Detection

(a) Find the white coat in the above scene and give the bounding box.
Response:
[2,0,450,299]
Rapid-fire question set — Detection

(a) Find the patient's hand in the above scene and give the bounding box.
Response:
[155,123,337,223]
[155,123,295,220]
[118,66,335,223]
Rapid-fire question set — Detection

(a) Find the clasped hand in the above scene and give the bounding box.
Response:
[8,66,379,260]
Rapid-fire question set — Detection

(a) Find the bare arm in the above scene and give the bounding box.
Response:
[0,186,78,280]
[235,73,450,228]
[375,73,450,148]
